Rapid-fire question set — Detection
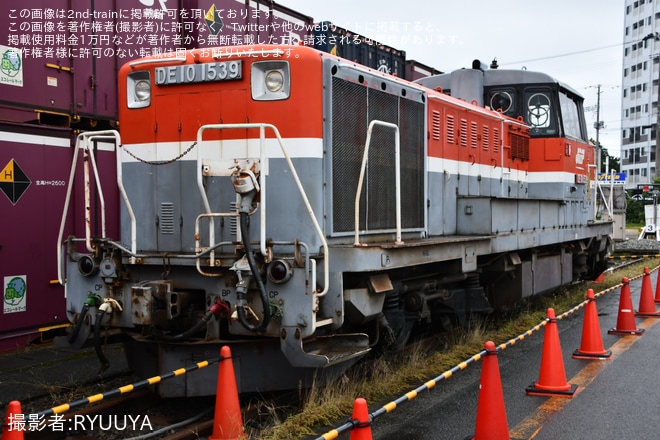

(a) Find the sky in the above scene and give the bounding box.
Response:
[279,0,625,157]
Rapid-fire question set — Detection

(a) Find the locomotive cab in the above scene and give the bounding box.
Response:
[416,60,598,203]
[416,59,588,143]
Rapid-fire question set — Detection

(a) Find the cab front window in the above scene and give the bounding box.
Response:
[558,91,586,141]
[524,89,557,136]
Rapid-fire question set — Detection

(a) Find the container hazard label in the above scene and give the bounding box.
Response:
[0,159,31,205]
[204,4,224,35]
[4,275,27,314]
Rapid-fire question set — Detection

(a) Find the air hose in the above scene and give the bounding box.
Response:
[67,293,102,344]
[94,306,111,372]
[94,298,121,372]
[236,212,271,332]
[159,300,224,341]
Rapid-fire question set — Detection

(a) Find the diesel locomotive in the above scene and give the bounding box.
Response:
[57,45,612,396]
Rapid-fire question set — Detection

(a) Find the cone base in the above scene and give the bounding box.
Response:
[608,327,645,335]
[572,349,612,360]
[634,310,660,317]
[526,383,577,397]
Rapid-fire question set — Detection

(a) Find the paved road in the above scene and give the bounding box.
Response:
[352,268,660,440]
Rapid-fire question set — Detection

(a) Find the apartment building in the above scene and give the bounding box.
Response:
[622,0,660,188]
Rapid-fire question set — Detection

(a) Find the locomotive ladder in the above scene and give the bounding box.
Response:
[593,166,615,222]
[57,130,124,285]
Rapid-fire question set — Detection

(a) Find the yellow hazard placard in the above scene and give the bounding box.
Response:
[0,159,31,205]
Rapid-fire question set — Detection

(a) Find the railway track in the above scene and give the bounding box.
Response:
[15,386,296,440]
[3,349,296,440]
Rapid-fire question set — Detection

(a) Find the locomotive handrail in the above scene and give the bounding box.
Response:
[57,130,124,285]
[194,211,241,276]
[83,137,107,249]
[84,134,129,246]
[354,120,403,246]
[195,123,329,297]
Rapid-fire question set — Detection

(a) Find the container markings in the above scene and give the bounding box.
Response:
[0,159,31,205]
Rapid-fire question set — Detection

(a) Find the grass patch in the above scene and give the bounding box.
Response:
[255,260,652,439]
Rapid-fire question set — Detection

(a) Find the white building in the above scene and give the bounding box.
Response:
[622,0,660,189]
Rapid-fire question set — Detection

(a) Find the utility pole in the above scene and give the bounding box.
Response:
[594,84,603,175]
[655,54,660,180]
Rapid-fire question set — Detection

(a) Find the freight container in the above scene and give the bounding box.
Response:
[0,122,119,350]
[406,59,442,81]
[0,0,313,128]
[312,21,406,78]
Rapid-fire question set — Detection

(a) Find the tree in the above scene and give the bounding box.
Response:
[590,138,620,174]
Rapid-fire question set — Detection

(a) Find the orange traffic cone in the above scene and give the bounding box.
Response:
[636,267,660,317]
[594,272,605,283]
[573,289,612,360]
[471,341,510,440]
[2,400,25,440]
[608,277,645,335]
[655,265,660,304]
[526,308,577,397]
[349,398,372,440]
[209,346,246,440]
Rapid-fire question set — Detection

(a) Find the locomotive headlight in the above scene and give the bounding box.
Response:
[251,61,290,101]
[78,255,99,277]
[265,70,284,92]
[134,80,151,101]
[267,260,293,284]
[127,71,151,108]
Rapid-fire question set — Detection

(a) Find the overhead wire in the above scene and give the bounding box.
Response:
[499,43,623,66]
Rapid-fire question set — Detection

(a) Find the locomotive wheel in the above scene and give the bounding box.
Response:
[383,318,415,351]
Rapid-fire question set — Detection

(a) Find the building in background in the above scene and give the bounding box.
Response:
[621,0,660,189]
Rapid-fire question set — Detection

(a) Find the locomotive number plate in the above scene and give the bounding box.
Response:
[155,61,242,85]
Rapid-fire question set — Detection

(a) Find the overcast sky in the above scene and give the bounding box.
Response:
[280,0,625,157]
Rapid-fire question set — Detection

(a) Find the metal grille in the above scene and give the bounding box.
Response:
[432,110,441,141]
[470,122,478,149]
[159,202,175,235]
[493,127,501,153]
[511,133,530,161]
[482,126,489,151]
[332,77,424,234]
[460,119,468,147]
[446,115,455,144]
[230,202,239,236]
